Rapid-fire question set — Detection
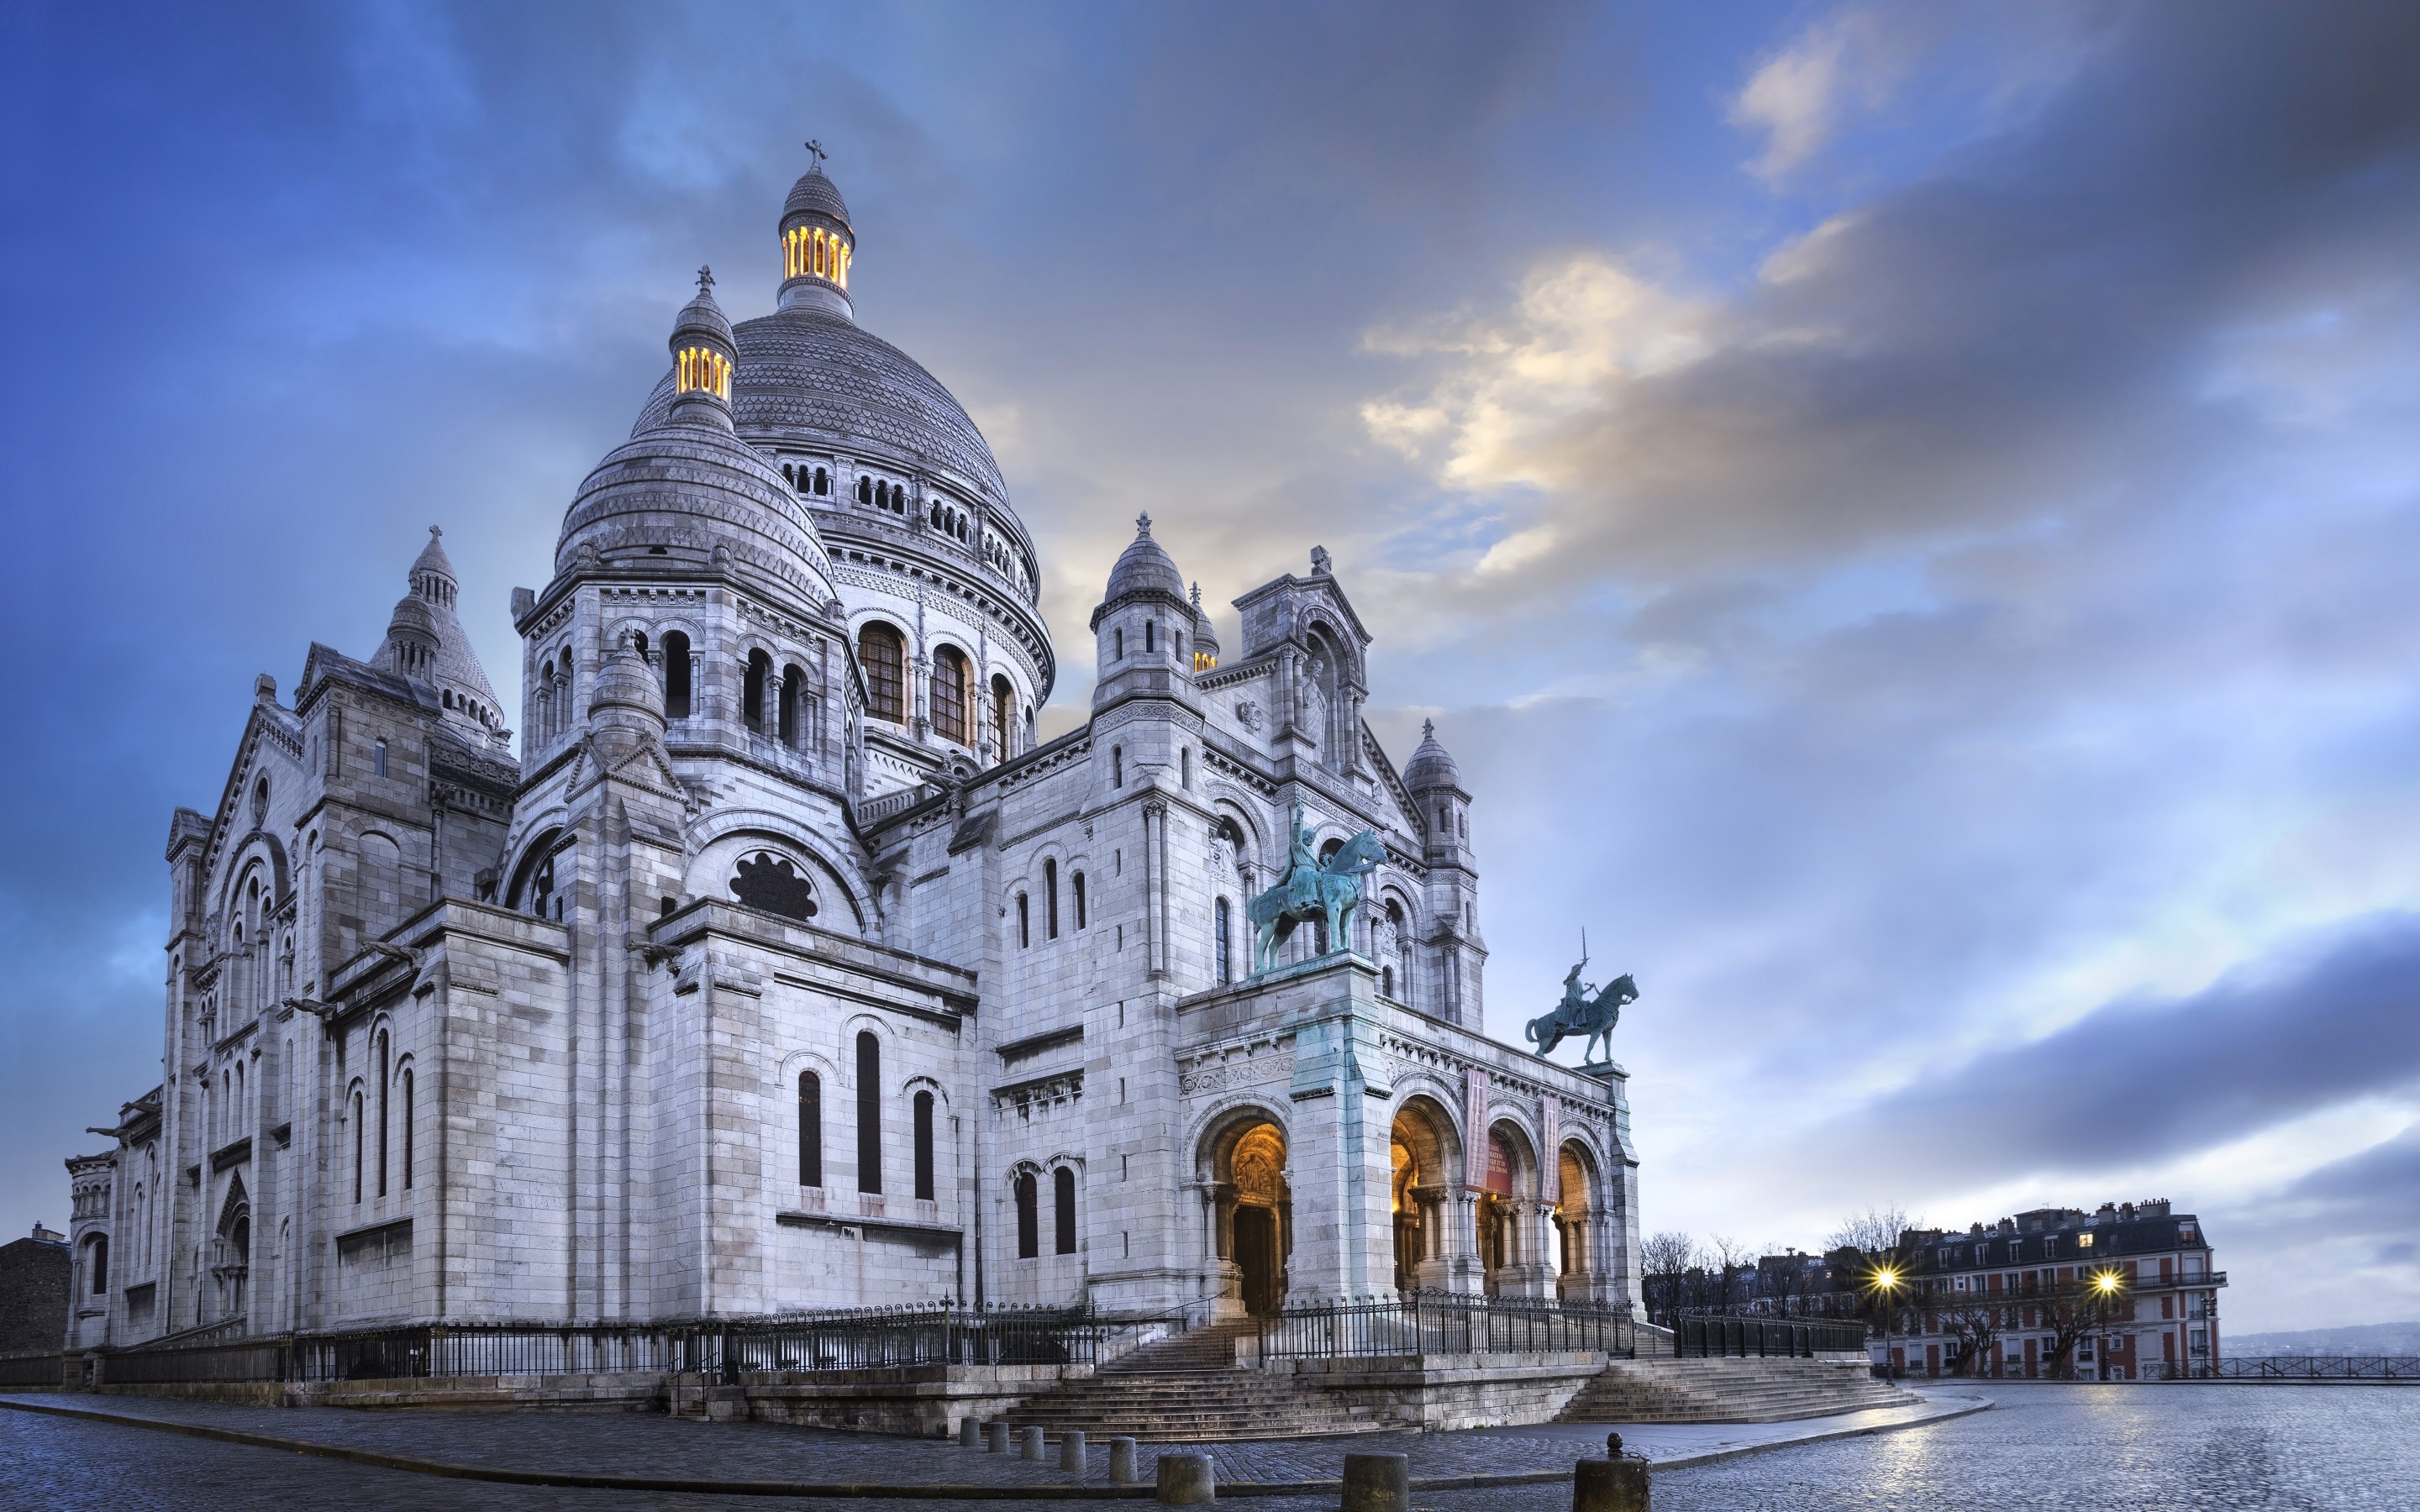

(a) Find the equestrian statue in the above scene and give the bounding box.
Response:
[1248,804,1388,974]
[1526,938,1637,1064]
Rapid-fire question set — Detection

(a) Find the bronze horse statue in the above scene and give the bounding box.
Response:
[1527,969,1637,1065]
[1248,827,1387,974]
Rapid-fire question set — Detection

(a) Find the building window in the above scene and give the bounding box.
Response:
[733,852,818,921]
[1381,963,1394,997]
[1112,747,1123,787]
[1017,893,1029,948]
[744,649,771,733]
[1017,1173,1039,1259]
[1216,897,1233,984]
[1044,859,1059,939]
[87,1235,108,1294]
[1114,627,1124,659]
[1144,620,1156,654]
[855,1032,881,1194]
[913,1091,935,1201]
[813,466,829,496]
[400,1068,414,1189]
[858,622,906,723]
[932,646,971,745]
[858,475,873,505]
[798,1072,823,1187]
[991,675,1014,759]
[1181,748,1191,787]
[376,1031,391,1198]
[661,632,692,719]
[780,664,804,745]
[1072,872,1086,930]
[373,739,388,778]
[1055,1167,1078,1255]
[350,1090,364,1204]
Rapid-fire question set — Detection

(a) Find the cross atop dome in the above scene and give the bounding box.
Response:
[779,142,855,314]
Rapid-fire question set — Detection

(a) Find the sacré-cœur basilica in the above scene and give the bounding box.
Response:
[59,155,1644,1380]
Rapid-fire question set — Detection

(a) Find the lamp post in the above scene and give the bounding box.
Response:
[1870,1265,1903,1380]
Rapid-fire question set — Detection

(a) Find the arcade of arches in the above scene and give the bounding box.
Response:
[1390,1101,1612,1302]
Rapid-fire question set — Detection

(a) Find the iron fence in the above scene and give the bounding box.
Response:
[0,1351,64,1390]
[2191,1356,2420,1381]
[1668,1312,1868,1358]
[82,1304,1164,1387]
[1258,1292,1635,1362]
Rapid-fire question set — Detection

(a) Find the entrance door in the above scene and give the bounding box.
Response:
[1235,1206,1279,1315]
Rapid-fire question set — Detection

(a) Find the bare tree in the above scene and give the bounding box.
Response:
[1707,1235,1754,1310]
[2039,1276,2124,1380]
[1639,1231,1697,1325]
[1937,1288,2008,1376]
[1826,1206,1921,1257]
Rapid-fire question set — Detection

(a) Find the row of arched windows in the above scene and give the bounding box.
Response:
[1015,859,1087,948]
[349,1026,413,1204]
[743,648,821,749]
[1015,1168,1078,1258]
[676,345,731,400]
[858,475,910,513]
[854,622,1023,759]
[797,1033,937,1201]
[783,224,850,286]
[781,461,832,496]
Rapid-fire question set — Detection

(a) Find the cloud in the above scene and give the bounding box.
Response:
[1729,9,1907,178]
[1834,914,2420,1182]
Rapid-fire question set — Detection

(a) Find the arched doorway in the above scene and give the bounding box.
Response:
[1555,1141,1601,1302]
[1207,1115,1291,1316]
[1478,1122,1540,1297]
[1390,1097,1460,1292]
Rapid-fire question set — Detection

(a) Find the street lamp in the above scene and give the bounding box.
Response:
[1868,1265,1905,1380]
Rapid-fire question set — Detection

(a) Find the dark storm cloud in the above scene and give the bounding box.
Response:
[1833,914,2420,1180]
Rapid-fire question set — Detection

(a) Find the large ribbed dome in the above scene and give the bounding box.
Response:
[560,421,839,612]
[631,306,1009,505]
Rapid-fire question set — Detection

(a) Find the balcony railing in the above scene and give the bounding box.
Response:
[1257,1292,1635,1362]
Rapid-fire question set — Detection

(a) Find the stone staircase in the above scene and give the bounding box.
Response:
[1000,1321,1382,1441]
[1556,1357,1923,1425]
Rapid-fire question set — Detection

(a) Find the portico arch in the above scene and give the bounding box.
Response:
[1197,1107,1291,1317]
[1479,1120,1549,1297]
[1388,1095,1463,1293]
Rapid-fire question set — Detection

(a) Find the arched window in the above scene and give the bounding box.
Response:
[1216,897,1234,984]
[813,466,829,496]
[1112,747,1123,788]
[932,646,971,746]
[1072,872,1086,930]
[1381,964,1395,997]
[782,462,796,486]
[798,1072,823,1187]
[1181,748,1192,788]
[1044,859,1059,940]
[858,622,906,723]
[913,1090,935,1201]
[372,739,388,779]
[1114,627,1124,660]
[662,631,692,720]
[779,664,804,746]
[1144,620,1155,654]
[855,1032,881,1194]
[376,1030,391,1198]
[992,675,1014,759]
[87,1235,108,1294]
[350,1089,364,1204]
[1016,1173,1039,1259]
[400,1067,415,1189]
[857,475,873,505]
[744,649,771,734]
[1054,1167,1077,1255]
[1017,893,1029,948]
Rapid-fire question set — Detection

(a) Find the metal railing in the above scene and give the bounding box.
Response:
[1668,1312,1869,1358]
[1258,1292,1635,1362]
[84,1304,1162,1387]
[0,1351,65,1390]
[2190,1356,2420,1381]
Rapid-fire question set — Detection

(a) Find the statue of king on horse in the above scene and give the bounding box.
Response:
[1247,803,1386,974]
[1526,934,1637,1065]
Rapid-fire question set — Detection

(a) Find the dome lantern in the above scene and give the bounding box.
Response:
[669,267,736,429]
[778,140,855,319]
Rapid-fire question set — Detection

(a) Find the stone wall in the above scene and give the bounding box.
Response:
[0,1235,70,1353]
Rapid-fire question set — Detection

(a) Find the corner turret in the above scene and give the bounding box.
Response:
[1090,514,1201,717]
[376,526,510,752]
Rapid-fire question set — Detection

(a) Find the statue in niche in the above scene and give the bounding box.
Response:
[732,852,819,921]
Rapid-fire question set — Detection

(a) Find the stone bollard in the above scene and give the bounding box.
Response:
[1060,1429,1089,1473]
[960,1416,980,1447]
[986,1420,1009,1453]
[1156,1451,1217,1504]
[1573,1457,1650,1512]
[1110,1436,1139,1485]
[1341,1452,1411,1512]
[1021,1426,1048,1462]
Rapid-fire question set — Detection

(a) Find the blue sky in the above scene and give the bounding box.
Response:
[4,1,2418,1331]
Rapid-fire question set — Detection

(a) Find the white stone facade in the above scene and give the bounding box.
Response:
[62,163,1640,1347]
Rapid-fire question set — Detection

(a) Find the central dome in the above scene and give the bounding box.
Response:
[630,306,1009,508]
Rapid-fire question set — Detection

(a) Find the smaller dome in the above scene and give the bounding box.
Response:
[782,164,851,231]
[1403,719,1461,791]
[410,528,456,587]
[1105,513,1185,604]
[672,267,734,351]
[385,591,439,643]
[589,632,666,727]
[1189,582,1221,661]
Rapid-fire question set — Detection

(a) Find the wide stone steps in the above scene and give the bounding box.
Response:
[1005,1325,1376,1441]
[1557,1357,1921,1425]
